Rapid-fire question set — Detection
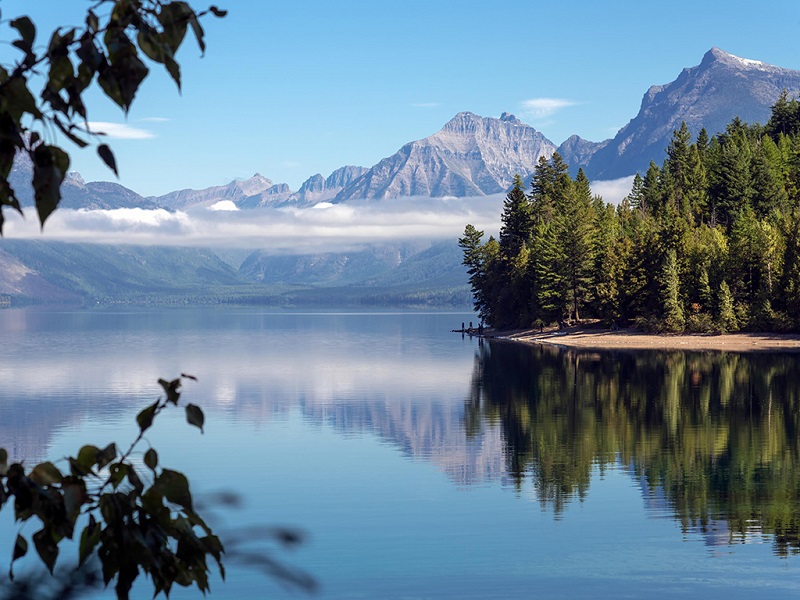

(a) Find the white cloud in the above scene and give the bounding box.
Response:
[208,200,239,211]
[520,98,579,120]
[2,195,505,252]
[591,175,635,205]
[86,122,156,140]
[139,117,170,123]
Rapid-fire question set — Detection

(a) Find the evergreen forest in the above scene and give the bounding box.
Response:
[460,91,800,332]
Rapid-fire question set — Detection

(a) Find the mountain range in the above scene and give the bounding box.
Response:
[9,47,799,212]
[3,47,800,307]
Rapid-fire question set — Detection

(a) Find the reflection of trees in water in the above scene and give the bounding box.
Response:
[468,341,800,554]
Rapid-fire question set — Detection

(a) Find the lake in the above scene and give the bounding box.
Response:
[1,307,799,599]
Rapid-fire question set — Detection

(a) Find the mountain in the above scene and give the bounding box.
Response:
[9,153,157,210]
[555,135,609,177]
[0,240,250,304]
[238,242,428,286]
[149,173,282,210]
[581,47,800,180]
[288,165,369,205]
[334,112,556,201]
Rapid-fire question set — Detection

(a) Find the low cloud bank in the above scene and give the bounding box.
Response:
[1,179,634,252]
[3,196,504,253]
[591,175,635,205]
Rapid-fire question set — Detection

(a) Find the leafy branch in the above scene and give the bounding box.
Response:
[0,1,227,232]
[0,375,223,600]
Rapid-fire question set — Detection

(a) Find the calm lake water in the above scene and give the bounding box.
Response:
[1,307,800,599]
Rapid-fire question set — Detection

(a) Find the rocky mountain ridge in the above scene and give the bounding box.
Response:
[580,47,800,179]
[332,112,556,201]
[8,47,800,211]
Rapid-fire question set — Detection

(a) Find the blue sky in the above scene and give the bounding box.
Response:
[2,0,800,196]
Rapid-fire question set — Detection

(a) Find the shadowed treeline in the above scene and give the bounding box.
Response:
[467,341,800,555]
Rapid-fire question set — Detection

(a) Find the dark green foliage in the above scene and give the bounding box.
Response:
[1,377,223,599]
[464,100,800,332]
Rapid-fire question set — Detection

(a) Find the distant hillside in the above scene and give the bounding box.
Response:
[0,240,471,308]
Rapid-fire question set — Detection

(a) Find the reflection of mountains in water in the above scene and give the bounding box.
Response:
[300,398,506,486]
[219,379,506,486]
[471,340,800,556]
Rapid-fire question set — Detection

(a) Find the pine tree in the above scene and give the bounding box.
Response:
[625,173,645,211]
[710,138,753,226]
[751,136,788,216]
[459,224,488,320]
[716,280,738,332]
[766,89,800,138]
[499,175,532,259]
[557,173,596,321]
[660,248,685,331]
[642,161,662,216]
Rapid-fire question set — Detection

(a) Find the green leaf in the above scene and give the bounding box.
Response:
[32,145,70,227]
[159,378,181,405]
[10,17,35,46]
[127,464,144,493]
[12,534,27,562]
[157,469,193,511]
[9,534,27,580]
[76,444,100,470]
[144,448,158,471]
[4,77,42,120]
[158,2,191,53]
[185,403,204,433]
[96,443,117,469]
[136,401,158,433]
[164,55,181,91]
[30,461,64,485]
[47,55,74,92]
[78,516,101,567]
[86,10,99,32]
[63,482,86,519]
[98,34,149,113]
[188,13,205,54]
[97,144,118,175]
[33,528,59,574]
[108,462,128,489]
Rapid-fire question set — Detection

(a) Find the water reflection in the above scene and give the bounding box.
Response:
[469,340,800,556]
[4,308,800,561]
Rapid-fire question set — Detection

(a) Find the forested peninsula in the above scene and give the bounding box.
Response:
[460,92,800,333]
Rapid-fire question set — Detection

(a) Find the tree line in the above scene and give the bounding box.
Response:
[460,91,800,331]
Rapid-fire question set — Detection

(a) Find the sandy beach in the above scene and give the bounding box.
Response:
[489,327,800,353]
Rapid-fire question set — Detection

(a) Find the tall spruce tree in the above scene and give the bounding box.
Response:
[557,170,596,321]
[459,224,489,320]
[660,248,685,331]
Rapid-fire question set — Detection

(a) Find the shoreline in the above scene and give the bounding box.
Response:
[486,326,800,353]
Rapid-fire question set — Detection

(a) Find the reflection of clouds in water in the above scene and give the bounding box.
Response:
[0,310,504,485]
[212,377,238,406]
